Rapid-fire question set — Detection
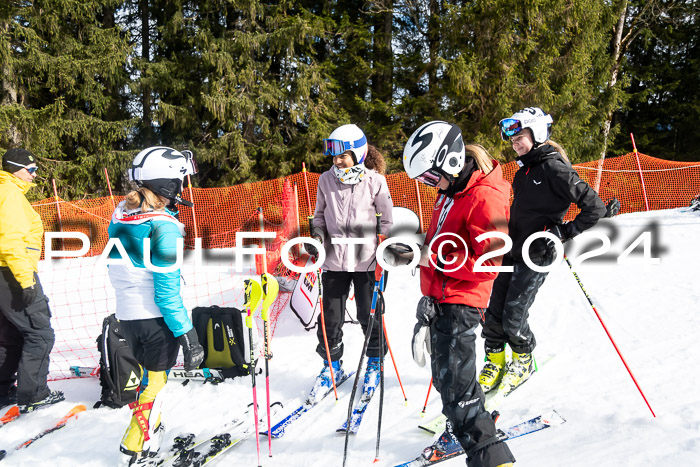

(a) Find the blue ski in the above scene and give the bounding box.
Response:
[265,371,354,439]
[336,374,378,434]
[395,409,565,467]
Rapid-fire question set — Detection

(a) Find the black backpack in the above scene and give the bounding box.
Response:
[94,314,141,409]
[191,306,256,379]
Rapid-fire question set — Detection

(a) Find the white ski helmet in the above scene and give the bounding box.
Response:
[499,107,553,145]
[322,124,368,164]
[402,121,465,186]
[129,146,197,207]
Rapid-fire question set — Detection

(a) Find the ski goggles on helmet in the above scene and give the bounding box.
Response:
[322,134,368,156]
[415,168,443,187]
[499,118,523,140]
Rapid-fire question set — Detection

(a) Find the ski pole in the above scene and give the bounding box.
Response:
[343,213,384,467]
[421,378,433,416]
[244,279,264,466]
[258,207,277,457]
[260,273,279,456]
[374,281,386,463]
[382,316,408,405]
[302,166,339,402]
[564,255,656,417]
[306,214,339,401]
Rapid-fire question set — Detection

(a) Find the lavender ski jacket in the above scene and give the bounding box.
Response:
[312,168,393,272]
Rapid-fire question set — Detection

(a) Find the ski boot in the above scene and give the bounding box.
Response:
[361,357,381,398]
[497,351,535,397]
[120,371,166,461]
[307,360,344,405]
[0,386,17,410]
[478,345,506,393]
[419,424,464,463]
[18,390,65,414]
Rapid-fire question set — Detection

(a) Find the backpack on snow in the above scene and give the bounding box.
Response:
[95,314,142,409]
[191,306,258,379]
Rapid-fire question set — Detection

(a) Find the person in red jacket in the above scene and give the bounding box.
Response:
[403,121,515,467]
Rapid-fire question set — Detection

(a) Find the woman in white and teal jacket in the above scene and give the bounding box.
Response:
[108,147,204,463]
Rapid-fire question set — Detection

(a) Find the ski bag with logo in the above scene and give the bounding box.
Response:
[95,313,141,408]
[191,306,257,378]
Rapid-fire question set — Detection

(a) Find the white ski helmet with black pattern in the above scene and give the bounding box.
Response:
[129,146,197,206]
[402,121,465,184]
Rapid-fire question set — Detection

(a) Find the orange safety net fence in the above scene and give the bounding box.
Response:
[32,152,700,380]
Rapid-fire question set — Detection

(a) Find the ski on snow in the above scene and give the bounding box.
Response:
[265,371,355,439]
[397,409,565,466]
[0,406,20,427]
[0,404,87,462]
[335,373,379,435]
[141,402,282,467]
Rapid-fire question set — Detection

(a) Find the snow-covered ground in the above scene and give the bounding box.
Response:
[2,207,699,466]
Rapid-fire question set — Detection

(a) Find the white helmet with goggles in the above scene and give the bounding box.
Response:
[322,124,368,164]
[402,121,465,187]
[499,107,553,145]
[129,146,197,207]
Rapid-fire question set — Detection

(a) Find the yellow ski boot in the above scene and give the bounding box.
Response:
[120,371,167,460]
[497,351,534,397]
[478,346,506,393]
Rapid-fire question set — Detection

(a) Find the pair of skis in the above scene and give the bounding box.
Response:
[264,364,378,439]
[141,402,283,467]
[0,404,86,462]
[265,369,355,439]
[243,271,279,465]
[396,409,566,466]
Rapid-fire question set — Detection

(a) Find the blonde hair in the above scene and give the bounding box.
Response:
[125,187,166,212]
[545,140,569,163]
[364,144,386,175]
[464,144,494,175]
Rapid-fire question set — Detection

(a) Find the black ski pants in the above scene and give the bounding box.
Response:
[481,255,550,354]
[431,304,515,467]
[0,267,54,406]
[119,317,179,372]
[315,270,386,362]
[0,309,23,396]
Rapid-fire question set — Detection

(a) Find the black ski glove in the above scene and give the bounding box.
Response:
[305,235,322,258]
[383,243,418,267]
[178,328,205,371]
[547,222,580,243]
[605,198,621,218]
[20,285,37,309]
[412,296,438,368]
[415,296,438,326]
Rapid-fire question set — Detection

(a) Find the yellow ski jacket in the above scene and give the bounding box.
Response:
[0,171,43,288]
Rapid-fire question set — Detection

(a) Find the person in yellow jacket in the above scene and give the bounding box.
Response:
[0,148,64,413]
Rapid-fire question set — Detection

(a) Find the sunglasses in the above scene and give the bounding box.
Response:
[25,166,38,174]
[415,168,443,187]
[322,134,367,156]
[499,118,523,140]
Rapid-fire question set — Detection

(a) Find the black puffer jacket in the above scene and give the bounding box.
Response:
[508,144,606,259]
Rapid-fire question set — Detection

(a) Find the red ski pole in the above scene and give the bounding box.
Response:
[564,255,655,417]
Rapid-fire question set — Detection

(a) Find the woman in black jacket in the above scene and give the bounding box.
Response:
[479,107,607,398]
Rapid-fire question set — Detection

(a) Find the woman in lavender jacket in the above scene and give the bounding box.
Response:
[305,124,393,402]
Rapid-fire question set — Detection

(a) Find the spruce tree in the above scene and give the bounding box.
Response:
[0,0,134,200]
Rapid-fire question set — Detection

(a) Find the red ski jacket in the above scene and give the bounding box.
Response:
[420,161,511,307]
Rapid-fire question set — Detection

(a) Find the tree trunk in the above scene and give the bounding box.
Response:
[1,20,19,144]
[595,0,628,192]
[140,0,154,143]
